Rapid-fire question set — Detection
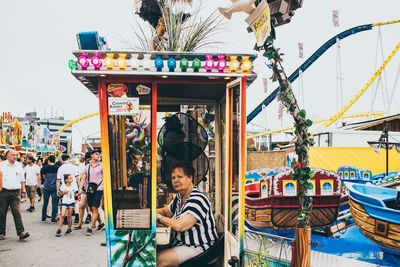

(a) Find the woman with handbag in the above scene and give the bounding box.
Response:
[78,149,105,236]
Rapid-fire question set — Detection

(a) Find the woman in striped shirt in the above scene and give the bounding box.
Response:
[156,161,218,267]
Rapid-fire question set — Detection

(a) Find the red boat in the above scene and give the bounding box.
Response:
[245,168,342,230]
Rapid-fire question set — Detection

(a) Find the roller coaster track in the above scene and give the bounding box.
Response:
[58,112,99,134]
[323,40,400,127]
[247,111,385,139]
[246,19,400,124]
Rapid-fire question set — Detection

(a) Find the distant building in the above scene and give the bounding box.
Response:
[81,135,101,153]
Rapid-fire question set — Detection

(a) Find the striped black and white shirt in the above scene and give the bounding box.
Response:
[169,187,218,251]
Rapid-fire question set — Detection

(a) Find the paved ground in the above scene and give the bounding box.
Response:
[0,199,107,267]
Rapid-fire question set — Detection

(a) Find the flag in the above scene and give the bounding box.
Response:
[298,43,303,59]
[332,10,339,27]
[263,78,268,93]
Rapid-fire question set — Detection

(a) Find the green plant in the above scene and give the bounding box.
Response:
[131,1,225,51]
[247,145,257,151]
[260,36,313,227]
[111,230,156,267]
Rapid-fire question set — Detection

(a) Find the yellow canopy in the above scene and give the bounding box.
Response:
[309,147,400,175]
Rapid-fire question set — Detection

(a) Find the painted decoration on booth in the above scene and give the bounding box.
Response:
[109,98,140,116]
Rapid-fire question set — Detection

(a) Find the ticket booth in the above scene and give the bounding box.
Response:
[70,51,256,266]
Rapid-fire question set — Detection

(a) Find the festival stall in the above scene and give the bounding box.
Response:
[70,51,257,266]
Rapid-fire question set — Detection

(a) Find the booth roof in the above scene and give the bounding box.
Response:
[71,50,258,94]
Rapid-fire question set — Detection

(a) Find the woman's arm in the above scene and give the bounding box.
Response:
[156,205,172,217]
[157,213,197,232]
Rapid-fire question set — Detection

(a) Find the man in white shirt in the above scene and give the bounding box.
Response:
[0,149,30,240]
[24,156,41,212]
[57,154,80,223]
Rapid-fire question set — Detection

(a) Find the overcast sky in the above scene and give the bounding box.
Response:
[1,0,399,151]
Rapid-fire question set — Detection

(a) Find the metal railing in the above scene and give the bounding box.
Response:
[244,230,294,267]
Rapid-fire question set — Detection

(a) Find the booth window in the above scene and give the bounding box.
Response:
[261,182,268,198]
[321,180,333,195]
[283,181,296,196]
[107,83,152,230]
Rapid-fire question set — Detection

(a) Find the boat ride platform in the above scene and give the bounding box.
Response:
[245,230,388,267]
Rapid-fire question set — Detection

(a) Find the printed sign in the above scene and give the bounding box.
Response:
[108,97,139,116]
[245,0,271,47]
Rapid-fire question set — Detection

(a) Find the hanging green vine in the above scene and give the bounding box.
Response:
[260,36,313,227]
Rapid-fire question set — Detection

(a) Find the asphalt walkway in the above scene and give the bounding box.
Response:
[0,199,107,266]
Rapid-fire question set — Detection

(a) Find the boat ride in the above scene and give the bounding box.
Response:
[346,182,400,255]
[245,168,342,230]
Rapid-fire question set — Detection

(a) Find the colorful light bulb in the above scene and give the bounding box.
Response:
[228,56,240,73]
[91,53,102,70]
[204,55,214,72]
[192,56,201,72]
[240,56,252,73]
[216,55,227,72]
[68,59,77,70]
[167,55,176,72]
[180,56,189,72]
[116,53,127,71]
[155,55,164,71]
[104,53,115,71]
[77,53,89,70]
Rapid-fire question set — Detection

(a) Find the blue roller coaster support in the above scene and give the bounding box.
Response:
[247,24,373,124]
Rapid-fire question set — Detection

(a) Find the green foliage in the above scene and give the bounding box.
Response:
[247,145,258,151]
[110,230,156,266]
[262,40,313,226]
[132,1,224,52]
[254,235,269,267]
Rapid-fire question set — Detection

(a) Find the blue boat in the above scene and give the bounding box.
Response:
[345,182,400,255]
[337,165,373,184]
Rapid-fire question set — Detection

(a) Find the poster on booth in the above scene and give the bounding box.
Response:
[245,0,271,47]
[108,97,140,116]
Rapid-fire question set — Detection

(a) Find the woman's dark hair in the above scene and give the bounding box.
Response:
[63,174,72,183]
[170,161,195,178]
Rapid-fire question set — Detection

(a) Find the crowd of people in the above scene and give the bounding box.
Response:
[0,148,105,241]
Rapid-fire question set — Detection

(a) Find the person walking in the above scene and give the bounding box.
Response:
[0,149,30,240]
[74,152,92,230]
[78,150,104,236]
[56,174,78,237]
[57,154,80,224]
[41,155,59,222]
[36,157,43,201]
[24,156,41,212]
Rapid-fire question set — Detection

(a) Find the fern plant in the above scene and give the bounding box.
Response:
[131,0,224,52]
